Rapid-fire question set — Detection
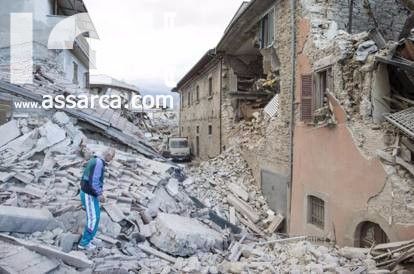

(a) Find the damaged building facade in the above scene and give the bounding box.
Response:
[177,0,414,246]
[0,0,95,89]
[175,0,294,223]
[291,0,414,247]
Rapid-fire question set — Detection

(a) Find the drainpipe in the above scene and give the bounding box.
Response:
[348,0,354,34]
[219,56,223,154]
[287,0,297,233]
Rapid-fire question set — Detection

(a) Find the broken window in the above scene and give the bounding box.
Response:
[308,196,325,229]
[72,62,78,85]
[259,8,275,49]
[300,69,334,125]
[208,125,212,135]
[208,77,213,97]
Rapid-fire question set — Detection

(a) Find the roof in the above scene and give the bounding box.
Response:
[174,49,216,91]
[174,0,275,91]
[58,0,88,16]
[217,0,275,52]
[90,75,140,94]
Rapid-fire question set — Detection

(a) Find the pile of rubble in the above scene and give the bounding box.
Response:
[186,146,282,236]
[0,110,389,273]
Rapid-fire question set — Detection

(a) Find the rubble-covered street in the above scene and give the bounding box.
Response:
[0,112,400,273]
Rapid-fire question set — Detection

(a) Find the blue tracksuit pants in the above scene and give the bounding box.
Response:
[79,190,100,246]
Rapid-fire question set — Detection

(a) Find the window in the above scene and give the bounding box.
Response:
[196,85,200,102]
[84,72,90,89]
[300,68,333,122]
[195,136,199,156]
[208,125,212,135]
[187,90,191,106]
[72,62,78,84]
[169,139,188,148]
[196,126,199,134]
[208,77,213,97]
[259,9,275,49]
[308,196,325,229]
[314,68,332,110]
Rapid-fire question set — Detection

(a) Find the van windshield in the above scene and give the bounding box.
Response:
[170,140,188,148]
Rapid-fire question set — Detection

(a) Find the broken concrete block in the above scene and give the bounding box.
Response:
[13,172,34,184]
[0,120,21,148]
[59,233,81,253]
[266,214,284,234]
[103,203,126,223]
[165,179,179,197]
[0,243,59,274]
[0,206,53,233]
[228,183,249,201]
[150,213,224,256]
[0,172,15,183]
[52,112,71,126]
[0,234,93,269]
[227,194,260,223]
[36,121,66,151]
[99,211,122,238]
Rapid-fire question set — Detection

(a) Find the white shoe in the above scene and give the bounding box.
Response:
[78,243,96,251]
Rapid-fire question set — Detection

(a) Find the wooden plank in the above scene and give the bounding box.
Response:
[266,214,284,234]
[227,194,260,223]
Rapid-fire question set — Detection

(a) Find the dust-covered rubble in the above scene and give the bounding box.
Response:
[0,110,390,273]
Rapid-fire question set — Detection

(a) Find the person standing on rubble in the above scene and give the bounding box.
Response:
[78,148,115,250]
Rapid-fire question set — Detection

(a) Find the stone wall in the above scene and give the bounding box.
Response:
[179,59,223,160]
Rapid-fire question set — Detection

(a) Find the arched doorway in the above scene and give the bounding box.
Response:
[354,221,390,247]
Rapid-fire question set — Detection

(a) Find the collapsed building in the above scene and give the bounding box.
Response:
[175,0,414,254]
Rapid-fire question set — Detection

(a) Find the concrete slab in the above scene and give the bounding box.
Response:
[103,203,126,223]
[227,194,260,223]
[0,120,20,148]
[0,206,53,233]
[150,213,224,256]
[0,234,93,269]
[0,243,60,274]
[228,183,249,201]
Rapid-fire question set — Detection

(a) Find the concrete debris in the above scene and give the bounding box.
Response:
[149,213,224,256]
[0,120,21,148]
[0,206,53,233]
[356,40,378,61]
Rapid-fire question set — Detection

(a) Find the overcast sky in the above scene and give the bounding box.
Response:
[84,0,246,91]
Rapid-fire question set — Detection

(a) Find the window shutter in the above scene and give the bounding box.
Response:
[301,74,313,121]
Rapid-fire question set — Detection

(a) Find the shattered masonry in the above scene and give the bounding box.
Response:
[0,0,412,273]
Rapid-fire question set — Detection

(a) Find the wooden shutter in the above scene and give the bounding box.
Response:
[301,74,313,121]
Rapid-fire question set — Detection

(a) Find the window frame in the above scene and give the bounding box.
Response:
[307,195,325,229]
[208,77,213,98]
[259,8,275,49]
[72,61,79,85]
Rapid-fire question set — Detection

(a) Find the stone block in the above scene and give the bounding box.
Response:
[0,206,53,233]
[150,213,224,256]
